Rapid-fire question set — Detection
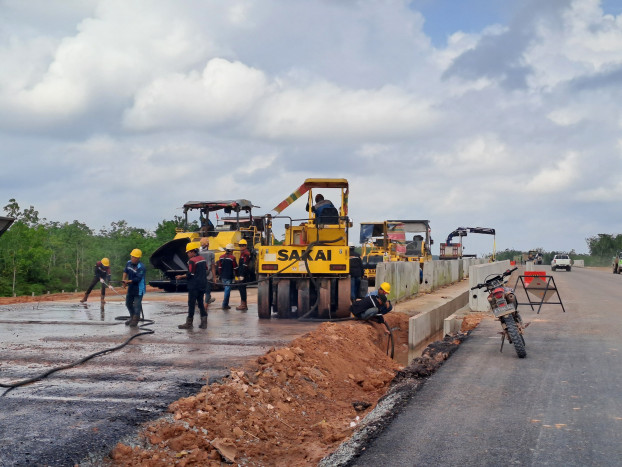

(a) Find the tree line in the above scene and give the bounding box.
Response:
[0,199,189,297]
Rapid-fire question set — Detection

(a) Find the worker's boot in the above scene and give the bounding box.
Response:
[236,302,248,311]
[199,316,207,329]
[128,315,140,327]
[80,293,89,303]
[178,316,193,329]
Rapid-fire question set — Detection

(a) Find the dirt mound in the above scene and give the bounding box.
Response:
[110,315,410,466]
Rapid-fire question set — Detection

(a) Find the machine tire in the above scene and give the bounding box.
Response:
[503,314,526,358]
[276,279,291,319]
[257,275,271,319]
[551,266,556,272]
[336,277,352,318]
[297,279,310,318]
[567,266,571,272]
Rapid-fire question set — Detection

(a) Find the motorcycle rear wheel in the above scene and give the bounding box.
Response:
[503,314,527,358]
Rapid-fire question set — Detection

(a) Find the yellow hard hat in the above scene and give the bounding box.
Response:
[380,282,391,293]
[130,248,142,258]
[101,258,110,267]
[239,239,247,245]
[186,241,200,252]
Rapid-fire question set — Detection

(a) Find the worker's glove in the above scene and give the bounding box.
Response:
[100,278,106,284]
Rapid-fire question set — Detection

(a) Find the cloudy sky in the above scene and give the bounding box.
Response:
[2,0,622,256]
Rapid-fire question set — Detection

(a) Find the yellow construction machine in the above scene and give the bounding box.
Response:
[359,221,406,285]
[256,178,351,319]
[149,200,263,291]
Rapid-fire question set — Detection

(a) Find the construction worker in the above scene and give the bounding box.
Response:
[122,248,146,327]
[351,282,393,321]
[349,246,363,301]
[218,243,238,310]
[199,237,217,307]
[176,242,208,329]
[236,239,251,311]
[80,258,111,304]
[306,194,335,218]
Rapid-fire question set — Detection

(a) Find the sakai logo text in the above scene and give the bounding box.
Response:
[277,249,332,261]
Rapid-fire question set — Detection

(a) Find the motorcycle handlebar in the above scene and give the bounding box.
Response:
[470,266,519,290]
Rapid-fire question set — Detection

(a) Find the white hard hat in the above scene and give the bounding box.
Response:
[225,243,234,251]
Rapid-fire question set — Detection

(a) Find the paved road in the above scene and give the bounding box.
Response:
[353,266,622,466]
[0,290,319,466]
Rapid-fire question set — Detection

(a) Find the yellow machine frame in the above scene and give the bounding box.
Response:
[257,178,351,319]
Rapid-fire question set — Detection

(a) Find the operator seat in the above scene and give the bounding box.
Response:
[315,206,339,225]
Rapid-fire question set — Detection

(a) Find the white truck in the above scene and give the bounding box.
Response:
[551,254,572,272]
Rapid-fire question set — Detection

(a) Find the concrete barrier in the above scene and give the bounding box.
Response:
[468,260,511,311]
[375,261,420,302]
[573,259,584,268]
[409,291,469,348]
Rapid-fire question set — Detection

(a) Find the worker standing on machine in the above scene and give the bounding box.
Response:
[80,258,111,304]
[176,242,208,329]
[351,282,393,321]
[122,248,146,327]
[236,239,251,311]
[218,243,238,310]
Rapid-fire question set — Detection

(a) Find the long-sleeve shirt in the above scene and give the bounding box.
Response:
[218,253,238,281]
[186,255,207,291]
[124,260,146,296]
[238,249,252,280]
[94,261,111,282]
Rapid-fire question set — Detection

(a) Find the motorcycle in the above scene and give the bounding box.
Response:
[471,267,527,358]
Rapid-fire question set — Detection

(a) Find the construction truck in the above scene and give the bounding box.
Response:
[389,220,433,264]
[440,227,496,260]
[0,217,15,238]
[256,178,351,319]
[359,221,406,285]
[149,200,263,292]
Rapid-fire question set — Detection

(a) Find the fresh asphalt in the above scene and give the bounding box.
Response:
[0,293,319,466]
[351,266,622,466]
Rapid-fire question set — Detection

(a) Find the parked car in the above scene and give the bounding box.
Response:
[613,252,622,274]
[551,254,572,271]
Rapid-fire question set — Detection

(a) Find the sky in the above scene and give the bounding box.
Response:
[2,0,622,256]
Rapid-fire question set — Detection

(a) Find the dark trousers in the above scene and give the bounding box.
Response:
[238,278,248,302]
[351,277,361,300]
[85,276,106,297]
[188,288,207,318]
[204,278,213,304]
[125,293,143,318]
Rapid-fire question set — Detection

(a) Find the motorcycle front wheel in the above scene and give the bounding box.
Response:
[503,314,527,358]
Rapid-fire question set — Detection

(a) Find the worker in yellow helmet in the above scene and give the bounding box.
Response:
[350,281,393,321]
[122,249,146,327]
[80,258,111,304]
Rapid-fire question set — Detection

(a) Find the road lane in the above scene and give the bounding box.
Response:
[352,267,622,466]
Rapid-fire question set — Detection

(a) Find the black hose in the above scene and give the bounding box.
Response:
[1,310,155,397]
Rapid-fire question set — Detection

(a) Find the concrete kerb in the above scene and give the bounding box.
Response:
[375,259,488,349]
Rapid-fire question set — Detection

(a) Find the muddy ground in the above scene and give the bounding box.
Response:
[0,287,484,466]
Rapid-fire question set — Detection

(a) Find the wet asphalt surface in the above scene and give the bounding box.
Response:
[0,292,319,466]
[352,267,622,466]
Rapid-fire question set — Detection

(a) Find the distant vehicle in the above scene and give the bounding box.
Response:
[440,227,495,260]
[612,252,622,274]
[551,254,572,272]
[534,252,543,265]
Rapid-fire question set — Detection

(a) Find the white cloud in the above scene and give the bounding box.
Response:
[3,0,622,254]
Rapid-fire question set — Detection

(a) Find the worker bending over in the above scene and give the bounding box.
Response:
[351,282,393,322]
[80,258,111,304]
